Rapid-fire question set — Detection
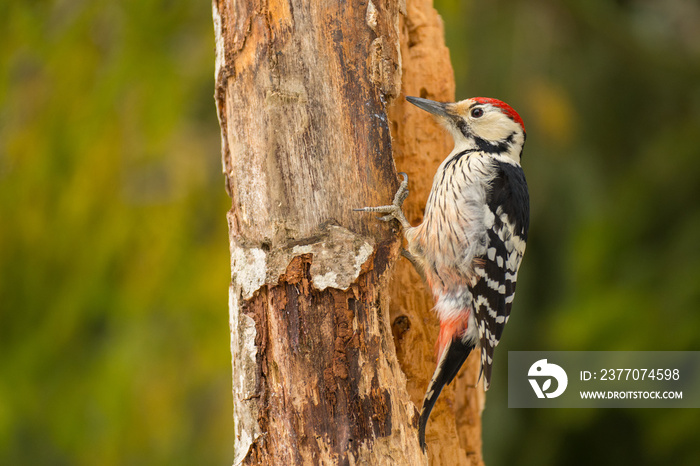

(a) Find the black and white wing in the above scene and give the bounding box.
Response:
[470,159,529,389]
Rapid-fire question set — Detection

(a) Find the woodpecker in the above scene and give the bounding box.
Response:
[355,96,529,449]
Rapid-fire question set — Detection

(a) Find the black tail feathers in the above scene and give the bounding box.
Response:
[418,338,475,450]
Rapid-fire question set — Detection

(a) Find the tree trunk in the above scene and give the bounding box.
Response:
[213,0,484,464]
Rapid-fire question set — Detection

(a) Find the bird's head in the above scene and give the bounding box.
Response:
[406,96,526,164]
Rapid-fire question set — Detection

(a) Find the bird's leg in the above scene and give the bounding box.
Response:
[401,248,427,284]
[354,172,411,229]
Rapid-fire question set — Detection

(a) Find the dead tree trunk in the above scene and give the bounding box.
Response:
[213,0,484,464]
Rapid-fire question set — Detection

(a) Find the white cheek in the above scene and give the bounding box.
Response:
[473,116,516,140]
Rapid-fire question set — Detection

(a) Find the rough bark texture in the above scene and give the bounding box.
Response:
[214,0,484,464]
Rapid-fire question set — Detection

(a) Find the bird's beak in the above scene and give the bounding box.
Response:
[406,96,450,117]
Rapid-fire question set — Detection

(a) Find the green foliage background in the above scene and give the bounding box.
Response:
[1,1,232,464]
[2,0,700,465]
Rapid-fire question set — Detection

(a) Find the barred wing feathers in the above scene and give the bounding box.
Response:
[470,159,529,389]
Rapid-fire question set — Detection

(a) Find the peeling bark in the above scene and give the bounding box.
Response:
[214,0,483,464]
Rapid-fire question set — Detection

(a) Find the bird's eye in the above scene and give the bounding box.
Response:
[471,107,484,118]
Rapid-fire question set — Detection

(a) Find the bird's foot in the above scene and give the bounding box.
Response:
[354,172,411,229]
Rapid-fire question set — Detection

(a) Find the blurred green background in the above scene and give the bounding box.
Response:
[2,0,700,465]
[0,1,232,465]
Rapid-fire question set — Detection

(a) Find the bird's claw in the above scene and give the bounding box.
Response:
[353,172,411,229]
[392,172,409,206]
